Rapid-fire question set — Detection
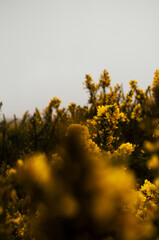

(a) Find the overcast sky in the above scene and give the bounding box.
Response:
[0,0,159,118]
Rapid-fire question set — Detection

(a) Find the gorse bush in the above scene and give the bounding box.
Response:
[0,70,159,239]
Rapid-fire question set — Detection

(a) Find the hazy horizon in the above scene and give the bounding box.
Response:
[1,0,159,118]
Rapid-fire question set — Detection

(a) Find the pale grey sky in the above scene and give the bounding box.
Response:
[0,0,159,118]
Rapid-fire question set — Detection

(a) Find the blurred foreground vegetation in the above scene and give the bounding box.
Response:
[1,70,159,239]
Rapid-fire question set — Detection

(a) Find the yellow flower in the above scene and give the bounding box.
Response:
[148,155,159,169]
[116,142,135,156]
[99,69,111,88]
[129,80,137,88]
[97,105,108,116]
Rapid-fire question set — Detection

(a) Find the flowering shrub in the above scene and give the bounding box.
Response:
[0,69,159,239]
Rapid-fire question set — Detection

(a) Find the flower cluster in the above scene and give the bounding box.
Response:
[88,104,126,150]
